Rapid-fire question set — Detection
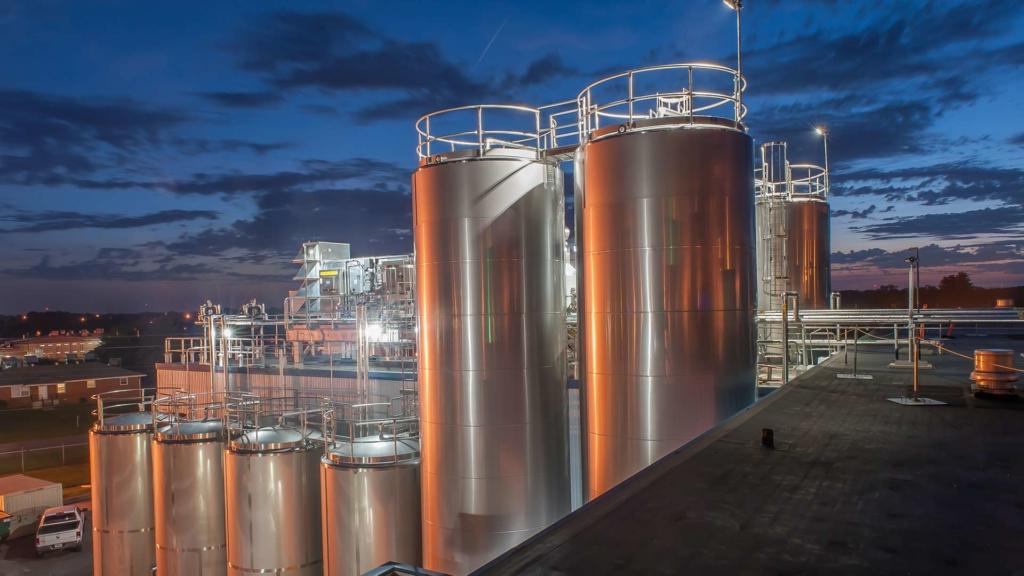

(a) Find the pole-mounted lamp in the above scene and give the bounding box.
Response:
[814,125,829,194]
[723,0,743,125]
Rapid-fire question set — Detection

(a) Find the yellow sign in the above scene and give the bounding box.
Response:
[319,270,339,277]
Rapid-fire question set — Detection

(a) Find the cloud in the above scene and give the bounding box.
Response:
[0,89,298,187]
[745,1,1024,166]
[833,241,1024,273]
[69,157,406,197]
[0,253,218,281]
[162,185,412,259]
[0,89,186,185]
[0,209,218,234]
[744,0,1022,96]
[1010,132,1024,147]
[851,207,1024,240]
[199,90,284,108]
[837,162,1024,207]
[831,204,879,219]
[228,10,575,120]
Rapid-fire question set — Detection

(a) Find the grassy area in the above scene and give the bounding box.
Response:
[17,462,91,501]
[0,403,95,444]
[0,443,88,475]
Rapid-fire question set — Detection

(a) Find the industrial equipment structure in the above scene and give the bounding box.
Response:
[574,64,757,499]
[90,389,160,576]
[152,392,228,576]
[754,141,831,385]
[413,105,571,574]
[92,3,1024,571]
[157,245,417,402]
[320,399,421,576]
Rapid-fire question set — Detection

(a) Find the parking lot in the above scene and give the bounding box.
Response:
[0,503,93,576]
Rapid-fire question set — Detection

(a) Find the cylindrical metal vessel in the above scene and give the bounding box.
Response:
[787,199,830,310]
[970,349,1019,395]
[321,436,421,576]
[153,420,226,576]
[90,412,156,576]
[224,427,323,575]
[754,142,830,312]
[580,118,757,499]
[414,144,570,573]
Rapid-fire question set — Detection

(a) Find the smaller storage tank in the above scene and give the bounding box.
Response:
[320,402,420,576]
[224,396,323,576]
[90,390,160,576]
[755,142,831,312]
[152,392,227,576]
[970,349,1019,395]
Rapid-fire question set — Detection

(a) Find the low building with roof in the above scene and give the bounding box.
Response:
[0,364,143,409]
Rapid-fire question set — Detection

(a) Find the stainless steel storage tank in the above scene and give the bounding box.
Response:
[320,405,420,576]
[413,105,570,575]
[152,406,226,576]
[754,142,830,311]
[90,391,158,576]
[224,411,323,575]
[577,64,757,500]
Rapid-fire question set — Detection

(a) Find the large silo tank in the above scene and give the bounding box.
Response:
[152,420,226,576]
[90,412,156,576]
[580,118,757,499]
[224,427,323,575]
[320,435,420,576]
[414,126,570,573]
[787,199,830,309]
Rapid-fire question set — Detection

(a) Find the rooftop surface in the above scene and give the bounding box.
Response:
[0,474,59,494]
[478,333,1024,576]
[0,364,143,387]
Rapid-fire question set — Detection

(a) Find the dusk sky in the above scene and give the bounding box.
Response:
[1,0,1022,313]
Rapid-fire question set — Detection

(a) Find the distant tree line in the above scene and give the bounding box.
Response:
[838,272,1023,309]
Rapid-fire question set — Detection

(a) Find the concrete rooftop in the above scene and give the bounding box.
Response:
[478,333,1024,576]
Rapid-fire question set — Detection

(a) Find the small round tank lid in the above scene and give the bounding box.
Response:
[155,419,224,442]
[93,411,163,433]
[325,435,420,466]
[229,426,316,452]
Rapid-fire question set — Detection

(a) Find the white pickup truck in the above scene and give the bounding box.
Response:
[34,505,84,556]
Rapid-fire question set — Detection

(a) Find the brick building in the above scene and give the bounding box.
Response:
[1,332,103,362]
[0,364,143,409]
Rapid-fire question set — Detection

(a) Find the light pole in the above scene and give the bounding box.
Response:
[723,0,743,124]
[815,125,829,194]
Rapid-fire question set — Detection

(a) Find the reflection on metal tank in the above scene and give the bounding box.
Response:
[320,403,421,576]
[224,418,323,575]
[577,64,757,500]
[152,394,226,576]
[787,199,830,309]
[413,105,569,575]
[90,391,158,576]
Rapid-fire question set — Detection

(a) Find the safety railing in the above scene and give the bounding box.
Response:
[788,163,828,200]
[416,104,546,160]
[164,336,208,365]
[577,62,746,139]
[93,388,158,427]
[223,393,326,441]
[539,99,582,151]
[152,390,228,427]
[322,398,419,465]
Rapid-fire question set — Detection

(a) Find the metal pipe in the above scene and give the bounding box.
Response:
[780,291,798,383]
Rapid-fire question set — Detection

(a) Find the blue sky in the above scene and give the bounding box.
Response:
[0,0,1022,312]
